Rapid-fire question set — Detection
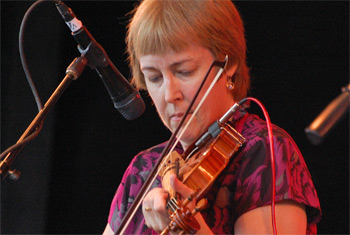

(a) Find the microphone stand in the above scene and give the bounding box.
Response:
[0,56,87,181]
[305,83,350,145]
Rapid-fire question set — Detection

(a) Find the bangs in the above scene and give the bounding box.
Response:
[129,1,200,57]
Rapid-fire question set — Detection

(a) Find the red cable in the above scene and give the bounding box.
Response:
[246,97,277,235]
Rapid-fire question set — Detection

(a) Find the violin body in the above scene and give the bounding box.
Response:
[159,122,245,234]
[180,122,245,200]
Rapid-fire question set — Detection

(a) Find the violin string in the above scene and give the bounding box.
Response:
[168,198,179,212]
[184,146,199,161]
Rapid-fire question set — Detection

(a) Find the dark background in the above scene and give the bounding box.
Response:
[1,1,348,234]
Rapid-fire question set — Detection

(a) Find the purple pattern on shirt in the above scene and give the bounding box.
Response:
[108,112,321,234]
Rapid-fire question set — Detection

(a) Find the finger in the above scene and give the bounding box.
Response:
[169,174,193,198]
[142,188,171,232]
[142,196,153,213]
[142,188,170,216]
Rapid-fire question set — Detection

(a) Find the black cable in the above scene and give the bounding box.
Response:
[0,121,43,160]
[18,0,51,111]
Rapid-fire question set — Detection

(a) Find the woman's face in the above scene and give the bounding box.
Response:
[140,45,236,150]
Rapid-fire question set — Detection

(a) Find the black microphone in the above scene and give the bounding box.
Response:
[55,1,145,120]
[305,83,349,145]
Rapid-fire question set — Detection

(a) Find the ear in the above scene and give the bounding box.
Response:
[224,62,239,92]
[226,62,239,81]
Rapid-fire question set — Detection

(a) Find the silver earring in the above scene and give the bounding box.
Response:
[226,79,235,90]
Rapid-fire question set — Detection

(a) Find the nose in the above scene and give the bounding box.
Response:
[164,75,183,104]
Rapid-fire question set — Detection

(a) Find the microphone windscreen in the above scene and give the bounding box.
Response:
[113,90,145,120]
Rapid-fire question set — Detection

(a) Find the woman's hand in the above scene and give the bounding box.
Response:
[142,186,171,233]
[142,174,213,234]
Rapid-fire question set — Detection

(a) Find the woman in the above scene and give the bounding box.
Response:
[104,0,321,234]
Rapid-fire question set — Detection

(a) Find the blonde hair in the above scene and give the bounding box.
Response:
[126,0,250,101]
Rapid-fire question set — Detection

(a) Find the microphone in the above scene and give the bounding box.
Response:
[305,83,349,145]
[55,1,145,120]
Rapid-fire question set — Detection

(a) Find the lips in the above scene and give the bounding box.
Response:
[170,113,185,122]
[170,111,194,123]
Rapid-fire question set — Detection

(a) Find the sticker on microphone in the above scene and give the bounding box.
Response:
[66,18,82,33]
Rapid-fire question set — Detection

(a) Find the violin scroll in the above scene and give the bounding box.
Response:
[160,194,208,235]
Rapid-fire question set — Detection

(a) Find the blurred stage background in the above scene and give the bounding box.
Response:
[1,1,348,234]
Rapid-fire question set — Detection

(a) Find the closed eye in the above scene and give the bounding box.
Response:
[176,70,195,78]
[146,75,162,84]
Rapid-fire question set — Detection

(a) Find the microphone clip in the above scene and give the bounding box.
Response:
[77,38,109,70]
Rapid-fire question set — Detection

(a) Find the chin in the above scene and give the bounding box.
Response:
[172,121,204,141]
[179,130,200,144]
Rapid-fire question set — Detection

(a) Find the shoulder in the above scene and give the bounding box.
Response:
[233,113,321,227]
[241,113,292,141]
[238,113,300,162]
[236,113,311,190]
[128,142,169,174]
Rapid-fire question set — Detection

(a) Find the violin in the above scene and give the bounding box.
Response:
[159,119,245,234]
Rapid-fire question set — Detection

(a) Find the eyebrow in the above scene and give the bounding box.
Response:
[141,58,194,72]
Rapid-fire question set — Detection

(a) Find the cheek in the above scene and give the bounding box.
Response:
[147,87,166,113]
[199,83,230,118]
[183,82,202,103]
